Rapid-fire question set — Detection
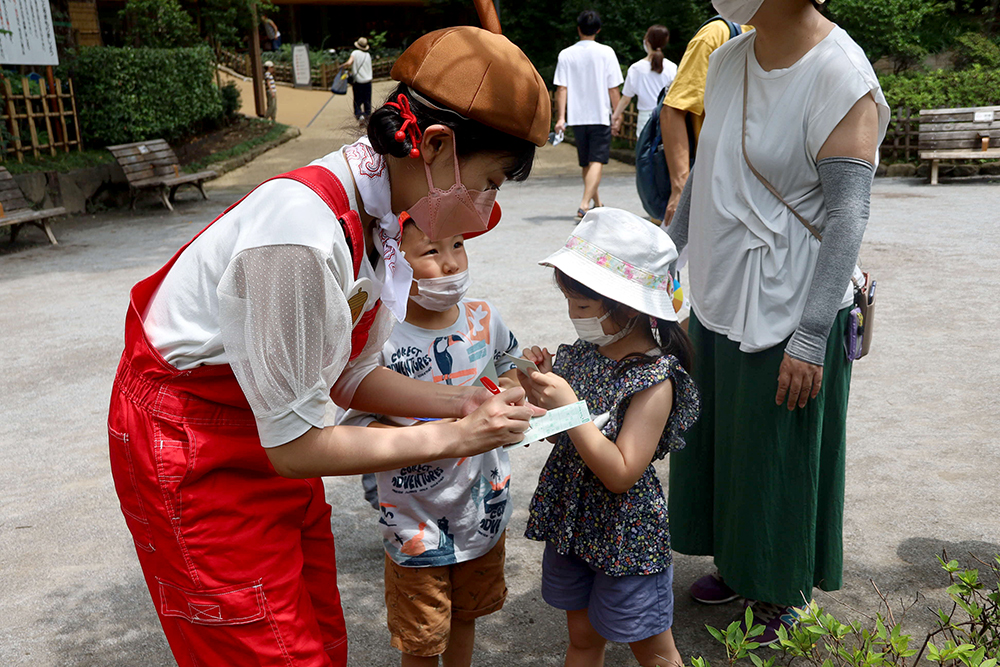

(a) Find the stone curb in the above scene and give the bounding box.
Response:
[206,125,302,179]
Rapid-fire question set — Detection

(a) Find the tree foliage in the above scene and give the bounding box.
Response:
[826,0,955,70]
[502,0,712,85]
[118,0,198,48]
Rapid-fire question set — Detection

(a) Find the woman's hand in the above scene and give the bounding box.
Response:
[521,370,579,410]
[611,113,623,137]
[775,353,824,410]
[455,388,537,453]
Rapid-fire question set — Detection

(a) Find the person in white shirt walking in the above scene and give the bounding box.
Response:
[342,37,375,125]
[553,10,623,220]
[612,25,677,139]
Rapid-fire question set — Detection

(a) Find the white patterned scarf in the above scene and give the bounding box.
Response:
[343,137,413,322]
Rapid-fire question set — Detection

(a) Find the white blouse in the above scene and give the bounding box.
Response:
[687,26,889,353]
[143,146,393,448]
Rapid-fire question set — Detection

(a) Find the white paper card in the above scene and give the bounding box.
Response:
[475,360,500,387]
[974,110,995,123]
[503,353,540,375]
[505,401,590,450]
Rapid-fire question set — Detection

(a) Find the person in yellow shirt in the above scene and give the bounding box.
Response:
[659,18,751,224]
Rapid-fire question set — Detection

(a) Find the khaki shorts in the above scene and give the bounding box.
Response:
[384,532,507,657]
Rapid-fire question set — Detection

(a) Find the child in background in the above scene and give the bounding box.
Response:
[339,219,520,667]
[519,208,700,667]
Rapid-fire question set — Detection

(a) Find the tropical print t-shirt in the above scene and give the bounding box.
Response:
[346,299,519,567]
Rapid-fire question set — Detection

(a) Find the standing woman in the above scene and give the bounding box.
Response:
[665,0,889,645]
[342,36,374,125]
[611,25,677,138]
[107,27,550,666]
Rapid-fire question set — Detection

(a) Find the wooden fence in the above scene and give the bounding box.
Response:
[880,107,920,162]
[1,78,83,163]
[218,49,396,90]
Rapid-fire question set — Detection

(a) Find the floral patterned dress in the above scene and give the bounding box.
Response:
[524,340,700,576]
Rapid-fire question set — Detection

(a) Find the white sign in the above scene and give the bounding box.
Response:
[974,110,995,123]
[291,44,311,88]
[0,0,58,66]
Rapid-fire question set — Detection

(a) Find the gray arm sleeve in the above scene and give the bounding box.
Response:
[785,157,875,366]
[666,176,693,255]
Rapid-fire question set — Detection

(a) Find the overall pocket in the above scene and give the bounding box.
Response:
[108,424,156,552]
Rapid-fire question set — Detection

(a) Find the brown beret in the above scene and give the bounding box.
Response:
[391,27,551,147]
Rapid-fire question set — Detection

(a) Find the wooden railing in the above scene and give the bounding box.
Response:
[1,78,83,163]
[549,92,929,165]
[217,49,396,90]
[880,107,920,162]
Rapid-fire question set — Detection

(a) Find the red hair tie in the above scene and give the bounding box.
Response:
[384,94,422,159]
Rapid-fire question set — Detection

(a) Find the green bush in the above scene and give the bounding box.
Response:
[67,46,224,146]
[880,66,1000,111]
[220,81,241,120]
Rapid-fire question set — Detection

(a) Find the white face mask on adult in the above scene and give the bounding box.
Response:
[410,270,472,311]
[572,311,637,347]
[711,0,765,25]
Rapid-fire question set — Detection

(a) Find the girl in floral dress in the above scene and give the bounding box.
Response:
[518,208,700,667]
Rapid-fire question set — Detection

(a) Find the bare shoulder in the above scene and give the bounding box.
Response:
[817,93,880,163]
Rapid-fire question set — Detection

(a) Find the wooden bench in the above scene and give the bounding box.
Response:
[106,139,217,211]
[0,167,65,245]
[919,105,1000,184]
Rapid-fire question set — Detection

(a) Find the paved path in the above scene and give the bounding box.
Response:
[2,120,999,664]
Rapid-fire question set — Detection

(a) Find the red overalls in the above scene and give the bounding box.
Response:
[108,166,380,666]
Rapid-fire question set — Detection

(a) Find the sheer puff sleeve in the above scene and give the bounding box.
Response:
[217,244,354,448]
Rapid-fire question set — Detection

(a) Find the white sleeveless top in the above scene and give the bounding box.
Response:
[687,26,889,353]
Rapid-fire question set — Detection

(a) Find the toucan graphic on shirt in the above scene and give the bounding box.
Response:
[431,334,466,385]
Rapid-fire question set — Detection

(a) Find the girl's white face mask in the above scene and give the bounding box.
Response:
[572,310,637,347]
[711,0,765,25]
[410,270,472,311]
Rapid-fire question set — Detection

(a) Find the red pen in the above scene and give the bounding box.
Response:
[480,377,501,395]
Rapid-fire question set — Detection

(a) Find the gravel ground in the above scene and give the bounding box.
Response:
[1,171,998,666]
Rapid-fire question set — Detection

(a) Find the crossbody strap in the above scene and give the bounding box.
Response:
[741,56,869,290]
[741,56,823,242]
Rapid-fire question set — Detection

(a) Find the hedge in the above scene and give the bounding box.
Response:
[880,65,1000,112]
[68,46,223,146]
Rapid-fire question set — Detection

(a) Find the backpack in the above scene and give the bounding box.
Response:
[635,16,741,219]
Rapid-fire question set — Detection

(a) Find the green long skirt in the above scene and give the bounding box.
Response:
[668,308,853,607]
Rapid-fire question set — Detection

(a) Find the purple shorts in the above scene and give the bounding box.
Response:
[541,542,674,643]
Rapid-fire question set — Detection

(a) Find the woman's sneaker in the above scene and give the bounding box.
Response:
[690,571,740,604]
[742,600,804,646]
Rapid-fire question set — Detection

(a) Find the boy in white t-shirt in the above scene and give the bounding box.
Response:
[553,9,624,220]
[339,220,519,667]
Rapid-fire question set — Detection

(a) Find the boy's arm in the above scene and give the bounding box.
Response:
[498,369,519,390]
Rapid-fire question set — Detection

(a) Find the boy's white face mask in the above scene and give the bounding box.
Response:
[572,311,637,347]
[410,270,472,311]
[711,0,765,24]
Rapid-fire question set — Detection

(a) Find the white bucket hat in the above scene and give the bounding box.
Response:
[539,207,679,322]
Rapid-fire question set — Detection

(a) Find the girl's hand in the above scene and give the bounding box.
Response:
[455,388,537,453]
[522,346,553,374]
[775,353,823,410]
[522,370,578,410]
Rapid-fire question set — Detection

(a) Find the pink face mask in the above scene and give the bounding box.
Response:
[405,128,497,241]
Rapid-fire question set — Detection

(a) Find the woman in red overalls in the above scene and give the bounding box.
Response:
[107,27,551,665]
